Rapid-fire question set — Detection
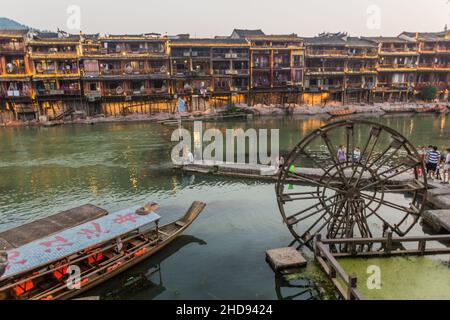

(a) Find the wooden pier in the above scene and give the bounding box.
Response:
[177,161,415,185]
[315,233,450,300]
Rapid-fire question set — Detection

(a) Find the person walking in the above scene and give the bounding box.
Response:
[426,146,441,180]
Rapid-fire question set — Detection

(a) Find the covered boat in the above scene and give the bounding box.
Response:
[327,108,356,117]
[0,201,205,300]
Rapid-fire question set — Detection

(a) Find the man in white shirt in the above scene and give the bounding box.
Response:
[186,151,194,165]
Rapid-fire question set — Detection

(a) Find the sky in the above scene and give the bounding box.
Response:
[2,0,450,37]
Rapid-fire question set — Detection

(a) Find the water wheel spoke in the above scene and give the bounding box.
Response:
[328,199,350,238]
[320,133,349,186]
[309,200,348,240]
[286,195,344,224]
[349,125,381,182]
[281,192,326,202]
[374,182,426,194]
[360,162,420,191]
[370,136,406,170]
[352,132,381,187]
[285,171,346,195]
[358,192,410,213]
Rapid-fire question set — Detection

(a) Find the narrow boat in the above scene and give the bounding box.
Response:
[414,106,435,113]
[327,108,356,117]
[380,106,415,113]
[0,201,205,300]
[436,105,449,114]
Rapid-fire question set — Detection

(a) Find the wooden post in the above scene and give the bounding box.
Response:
[385,231,393,255]
[418,240,426,255]
[348,275,358,300]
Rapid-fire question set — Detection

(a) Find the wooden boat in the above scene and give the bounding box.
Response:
[0,201,205,300]
[327,108,356,117]
[414,106,436,113]
[436,105,449,114]
[380,106,415,113]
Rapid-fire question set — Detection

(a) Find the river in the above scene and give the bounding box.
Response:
[0,113,449,300]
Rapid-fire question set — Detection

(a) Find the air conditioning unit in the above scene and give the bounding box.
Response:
[183,51,190,57]
[225,53,232,58]
[191,51,198,57]
[231,53,238,58]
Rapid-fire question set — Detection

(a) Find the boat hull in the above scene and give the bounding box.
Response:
[57,201,205,300]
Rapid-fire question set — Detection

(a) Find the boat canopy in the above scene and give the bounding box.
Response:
[1,205,161,280]
[0,205,108,250]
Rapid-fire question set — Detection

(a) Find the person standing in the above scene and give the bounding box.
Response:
[352,147,361,163]
[442,148,450,184]
[426,146,441,180]
[337,145,347,164]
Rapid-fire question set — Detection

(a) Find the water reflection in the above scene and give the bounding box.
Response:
[275,273,320,300]
[83,235,207,300]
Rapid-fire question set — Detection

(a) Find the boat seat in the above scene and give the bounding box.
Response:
[175,221,186,227]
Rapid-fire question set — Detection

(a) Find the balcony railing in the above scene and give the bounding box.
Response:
[345,67,377,73]
[4,67,26,75]
[380,47,418,53]
[213,69,249,75]
[36,89,81,96]
[0,43,25,52]
[418,63,450,69]
[378,64,416,69]
[415,82,448,90]
[273,63,291,69]
[212,53,249,59]
[306,67,345,73]
[376,82,411,88]
[348,51,378,57]
[98,68,169,76]
[253,64,271,69]
[306,49,347,56]
[1,89,31,97]
[35,69,79,75]
[103,88,168,96]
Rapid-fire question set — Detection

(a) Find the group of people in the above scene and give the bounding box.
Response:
[418,146,450,184]
[337,146,361,164]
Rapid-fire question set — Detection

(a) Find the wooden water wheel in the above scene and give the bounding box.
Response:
[276,120,427,245]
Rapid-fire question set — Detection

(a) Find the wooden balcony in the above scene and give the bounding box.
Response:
[1,89,31,98]
[213,69,249,76]
[0,43,25,53]
[36,89,81,96]
[212,53,249,60]
[305,67,345,75]
[30,52,78,59]
[418,63,450,70]
[378,64,417,71]
[306,49,347,57]
[102,88,168,96]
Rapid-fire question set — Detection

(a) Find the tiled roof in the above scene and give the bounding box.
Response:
[232,29,265,37]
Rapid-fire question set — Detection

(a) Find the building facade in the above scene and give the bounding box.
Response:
[0,28,449,121]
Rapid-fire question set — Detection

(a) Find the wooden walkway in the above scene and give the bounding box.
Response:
[177,161,450,234]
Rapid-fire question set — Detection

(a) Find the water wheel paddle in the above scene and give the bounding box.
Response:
[276,120,427,245]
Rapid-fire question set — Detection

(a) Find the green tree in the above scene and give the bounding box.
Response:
[420,85,438,101]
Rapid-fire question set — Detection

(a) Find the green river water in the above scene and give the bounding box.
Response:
[0,113,449,300]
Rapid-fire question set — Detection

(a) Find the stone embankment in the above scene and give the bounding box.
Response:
[236,102,449,116]
[1,102,449,128]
